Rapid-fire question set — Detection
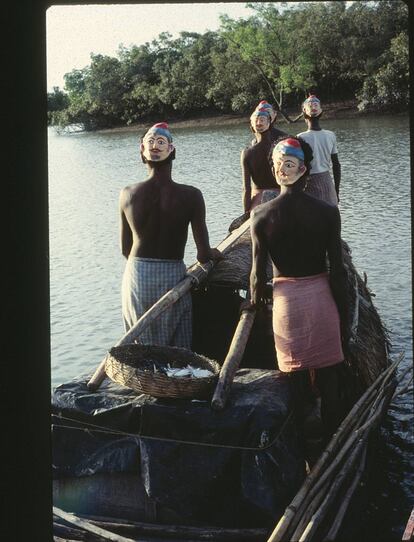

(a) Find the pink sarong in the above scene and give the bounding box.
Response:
[272,273,343,372]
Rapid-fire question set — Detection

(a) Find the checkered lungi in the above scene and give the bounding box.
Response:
[305,171,338,205]
[121,257,192,348]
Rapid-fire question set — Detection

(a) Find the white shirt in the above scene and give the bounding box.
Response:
[296,129,338,174]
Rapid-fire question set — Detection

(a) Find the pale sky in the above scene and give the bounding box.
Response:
[46,2,257,91]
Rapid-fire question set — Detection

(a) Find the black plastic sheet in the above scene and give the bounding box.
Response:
[52,368,306,527]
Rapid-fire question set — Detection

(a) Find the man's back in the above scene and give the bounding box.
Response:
[120,178,203,260]
[255,191,339,277]
[296,129,337,174]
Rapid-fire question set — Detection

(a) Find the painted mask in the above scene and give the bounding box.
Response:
[250,108,271,133]
[272,138,306,185]
[302,95,322,117]
[256,100,276,123]
[141,122,174,162]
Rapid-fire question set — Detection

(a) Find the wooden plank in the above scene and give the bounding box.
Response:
[53,507,137,542]
[211,308,256,410]
[87,217,252,391]
[53,520,102,541]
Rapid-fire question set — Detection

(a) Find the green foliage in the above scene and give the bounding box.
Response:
[357,31,409,112]
[47,87,69,112]
[48,1,409,130]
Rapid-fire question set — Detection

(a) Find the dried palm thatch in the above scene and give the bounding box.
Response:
[205,214,391,390]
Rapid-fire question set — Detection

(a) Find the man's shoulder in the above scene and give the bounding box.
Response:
[251,198,278,222]
[173,182,203,200]
[243,144,256,156]
[304,193,339,215]
[120,181,142,198]
[174,181,200,192]
[271,126,287,139]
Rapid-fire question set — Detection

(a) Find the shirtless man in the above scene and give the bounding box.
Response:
[119,122,220,348]
[241,102,286,213]
[249,136,350,442]
[297,95,341,205]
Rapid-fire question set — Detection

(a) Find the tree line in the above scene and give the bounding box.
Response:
[48,1,409,131]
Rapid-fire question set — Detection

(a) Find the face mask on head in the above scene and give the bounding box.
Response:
[272,139,306,185]
[141,123,174,162]
[250,109,271,133]
[303,96,322,117]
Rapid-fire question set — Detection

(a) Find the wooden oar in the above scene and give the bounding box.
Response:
[87,217,252,391]
[211,307,256,410]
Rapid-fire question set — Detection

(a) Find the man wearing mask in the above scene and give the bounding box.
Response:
[119,122,221,347]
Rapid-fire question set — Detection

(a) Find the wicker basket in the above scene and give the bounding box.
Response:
[105,343,221,399]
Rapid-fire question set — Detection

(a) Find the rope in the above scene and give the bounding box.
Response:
[51,409,295,452]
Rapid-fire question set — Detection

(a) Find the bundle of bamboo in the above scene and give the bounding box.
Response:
[266,354,409,542]
[206,215,391,390]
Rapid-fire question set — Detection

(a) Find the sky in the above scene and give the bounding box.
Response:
[46,2,257,91]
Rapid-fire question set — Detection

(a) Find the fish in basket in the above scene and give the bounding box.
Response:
[105,343,221,399]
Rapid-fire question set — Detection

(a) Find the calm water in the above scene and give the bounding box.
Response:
[48,115,412,539]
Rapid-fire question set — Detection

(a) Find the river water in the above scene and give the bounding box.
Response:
[48,115,412,540]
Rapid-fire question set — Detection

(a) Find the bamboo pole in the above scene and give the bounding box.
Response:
[282,370,398,542]
[284,375,397,541]
[53,507,136,542]
[211,308,256,410]
[87,217,252,391]
[266,354,403,542]
[296,435,369,542]
[402,507,414,542]
[323,444,368,542]
[300,379,397,542]
[77,513,269,541]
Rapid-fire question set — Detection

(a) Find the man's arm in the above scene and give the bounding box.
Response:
[326,207,349,346]
[241,149,252,213]
[331,153,341,201]
[190,189,221,264]
[249,211,268,306]
[119,188,133,259]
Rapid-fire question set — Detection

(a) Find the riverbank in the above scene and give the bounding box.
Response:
[94,99,361,134]
[94,99,407,135]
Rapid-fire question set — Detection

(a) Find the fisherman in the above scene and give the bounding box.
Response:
[241,102,285,213]
[249,136,350,443]
[297,95,341,205]
[119,122,221,348]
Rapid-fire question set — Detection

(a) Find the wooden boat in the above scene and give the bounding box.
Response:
[52,214,405,542]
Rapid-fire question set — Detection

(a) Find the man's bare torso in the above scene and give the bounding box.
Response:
[120,178,201,260]
[254,191,338,277]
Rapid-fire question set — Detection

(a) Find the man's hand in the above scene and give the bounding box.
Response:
[240,299,255,313]
[210,248,223,262]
